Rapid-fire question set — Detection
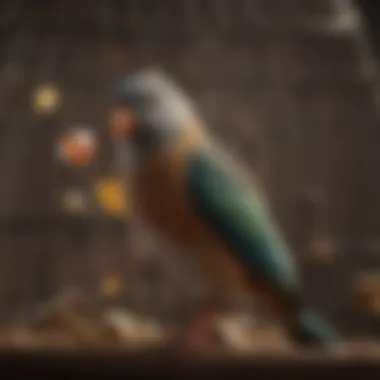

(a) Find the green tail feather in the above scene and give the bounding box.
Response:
[291,308,339,345]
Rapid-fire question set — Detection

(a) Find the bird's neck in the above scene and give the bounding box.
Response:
[138,127,205,170]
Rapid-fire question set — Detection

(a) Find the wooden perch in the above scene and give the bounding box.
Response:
[0,348,379,378]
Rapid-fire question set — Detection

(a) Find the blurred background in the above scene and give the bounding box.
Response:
[0,0,379,351]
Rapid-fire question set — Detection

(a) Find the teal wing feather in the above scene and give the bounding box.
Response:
[186,148,299,295]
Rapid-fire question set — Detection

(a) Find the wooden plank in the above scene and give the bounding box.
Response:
[0,349,378,378]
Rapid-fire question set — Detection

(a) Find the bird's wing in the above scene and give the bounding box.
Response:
[186,148,300,294]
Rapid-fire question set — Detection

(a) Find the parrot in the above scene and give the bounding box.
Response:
[108,68,340,349]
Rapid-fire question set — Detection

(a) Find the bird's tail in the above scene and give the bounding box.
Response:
[289,307,339,345]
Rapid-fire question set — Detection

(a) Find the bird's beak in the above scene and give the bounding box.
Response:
[109,106,135,141]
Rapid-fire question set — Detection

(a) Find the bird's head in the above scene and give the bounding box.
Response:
[109,69,197,163]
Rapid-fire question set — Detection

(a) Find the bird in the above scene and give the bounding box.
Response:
[107,68,340,349]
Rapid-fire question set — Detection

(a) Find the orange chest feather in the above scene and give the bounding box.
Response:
[136,151,208,249]
[134,150,251,293]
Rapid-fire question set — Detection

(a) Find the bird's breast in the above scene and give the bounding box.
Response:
[135,148,207,249]
[134,147,251,294]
